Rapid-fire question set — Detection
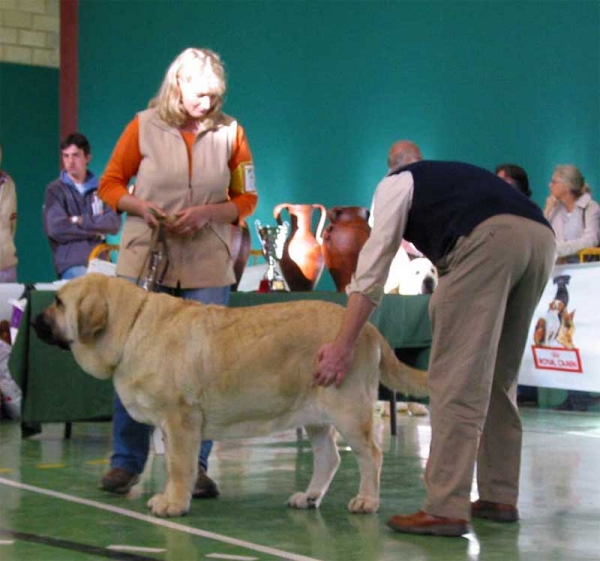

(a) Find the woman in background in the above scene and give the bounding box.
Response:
[544,164,600,411]
[0,144,17,283]
[99,47,258,497]
[544,164,600,263]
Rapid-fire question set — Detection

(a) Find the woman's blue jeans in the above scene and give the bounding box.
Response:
[111,284,231,474]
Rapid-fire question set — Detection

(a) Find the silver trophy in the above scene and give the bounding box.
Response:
[254,219,289,291]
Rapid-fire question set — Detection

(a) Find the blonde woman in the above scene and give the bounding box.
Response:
[543,165,600,264]
[99,48,258,498]
[0,144,17,282]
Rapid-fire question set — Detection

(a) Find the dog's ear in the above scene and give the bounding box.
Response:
[77,291,108,344]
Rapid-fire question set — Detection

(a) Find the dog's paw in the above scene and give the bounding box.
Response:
[287,491,322,509]
[407,402,429,416]
[348,495,379,514]
[147,493,190,517]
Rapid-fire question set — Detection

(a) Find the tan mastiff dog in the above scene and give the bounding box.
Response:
[33,273,427,517]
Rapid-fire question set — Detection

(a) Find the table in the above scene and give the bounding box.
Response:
[9,290,431,431]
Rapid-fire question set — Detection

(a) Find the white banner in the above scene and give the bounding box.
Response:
[519,262,600,391]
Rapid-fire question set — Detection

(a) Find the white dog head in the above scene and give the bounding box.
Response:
[398,257,438,295]
[384,248,438,295]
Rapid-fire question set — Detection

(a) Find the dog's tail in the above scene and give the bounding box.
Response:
[378,335,428,397]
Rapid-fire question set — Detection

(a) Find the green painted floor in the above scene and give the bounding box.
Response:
[1,408,599,561]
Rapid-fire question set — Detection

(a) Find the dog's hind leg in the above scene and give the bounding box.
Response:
[287,424,340,510]
[335,414,382,514]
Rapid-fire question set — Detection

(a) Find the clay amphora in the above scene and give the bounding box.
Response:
[230,220,251,291]
[273,203,326,291]
[322,206,371,292]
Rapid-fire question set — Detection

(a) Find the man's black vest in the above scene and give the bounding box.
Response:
[390,161,551,263]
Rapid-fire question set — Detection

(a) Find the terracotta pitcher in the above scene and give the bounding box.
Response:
[322,206,371,292]
[273,203,326,291]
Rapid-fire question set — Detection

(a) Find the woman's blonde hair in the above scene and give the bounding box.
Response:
[554,164,591,198]
[149,48,227,128]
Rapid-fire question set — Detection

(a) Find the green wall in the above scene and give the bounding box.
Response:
[0,62,59,282]
[72,0,597,289]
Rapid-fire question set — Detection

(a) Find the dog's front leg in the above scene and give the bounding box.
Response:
[147,412,201,517]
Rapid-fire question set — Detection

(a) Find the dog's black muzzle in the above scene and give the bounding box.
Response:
[31,313,71,351]
[422,277,436,295]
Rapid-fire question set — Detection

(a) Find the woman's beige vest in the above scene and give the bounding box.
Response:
[116,108,237,288]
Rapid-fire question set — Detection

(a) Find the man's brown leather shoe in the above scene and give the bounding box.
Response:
[471,499,519,523]
[387,510,469,537]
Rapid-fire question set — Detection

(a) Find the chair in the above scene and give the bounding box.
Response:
[578,247,600,263]
[88,243,120,262]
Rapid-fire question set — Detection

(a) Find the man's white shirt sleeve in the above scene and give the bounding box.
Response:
[346,171,414,304]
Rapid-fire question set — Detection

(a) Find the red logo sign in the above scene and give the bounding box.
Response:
[531,346,583,373]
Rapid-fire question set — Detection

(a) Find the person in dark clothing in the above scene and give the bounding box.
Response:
[314,155,556,536]
[496,163,532,198]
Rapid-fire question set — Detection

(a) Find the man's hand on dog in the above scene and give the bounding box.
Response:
[314,292,376,388]
[314,341,353,387]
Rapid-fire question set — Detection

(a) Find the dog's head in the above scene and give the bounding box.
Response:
[562,309,576,328]
[33,274,110,351]
[32,274,146,380]
[553,274,571,289]
[548,299,565,313]
[398,258,439,295]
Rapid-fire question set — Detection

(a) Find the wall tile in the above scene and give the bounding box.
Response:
[0,25,18,43]
[18,28,46,47]
[3,43,32,63]
[3,8,31,27]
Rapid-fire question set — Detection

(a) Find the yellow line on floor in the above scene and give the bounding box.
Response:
[36,463,66,469]
[85,459,109,465]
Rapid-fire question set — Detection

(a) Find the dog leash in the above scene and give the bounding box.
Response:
[137,217,170,292]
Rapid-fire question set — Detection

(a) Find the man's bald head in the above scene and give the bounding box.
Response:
[387,140,422,170]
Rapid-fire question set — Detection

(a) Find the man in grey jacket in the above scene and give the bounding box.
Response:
[43,133,121,279]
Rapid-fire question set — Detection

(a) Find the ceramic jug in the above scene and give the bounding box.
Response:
[273,203,326,291]
[322,206,371,292]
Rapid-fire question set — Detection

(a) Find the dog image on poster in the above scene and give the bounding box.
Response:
[533,274,576,348]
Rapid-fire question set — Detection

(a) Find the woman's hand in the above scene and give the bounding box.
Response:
[167,206,211,236]
[543,195,558,218]
[140,202,167,229]
[116,194,166,229]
